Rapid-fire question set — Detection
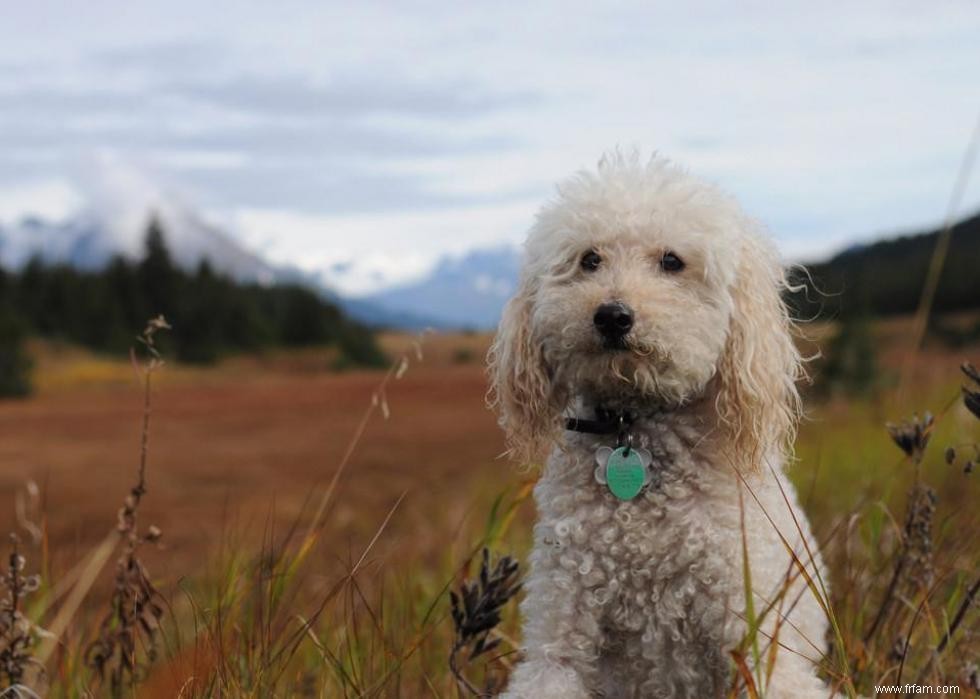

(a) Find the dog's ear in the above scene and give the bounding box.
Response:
[714,230,803,472]
[487,277,558,465]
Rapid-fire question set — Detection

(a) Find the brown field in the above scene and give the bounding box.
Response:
[0,332,509,584]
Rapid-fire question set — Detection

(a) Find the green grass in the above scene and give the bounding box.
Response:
[789,376,980,697]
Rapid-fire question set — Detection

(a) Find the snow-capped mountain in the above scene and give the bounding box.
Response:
[0,205,279,285]
[0,157,282,285]
[359,246,520,330]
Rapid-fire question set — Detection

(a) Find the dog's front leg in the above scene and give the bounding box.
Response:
[499,546,605,699]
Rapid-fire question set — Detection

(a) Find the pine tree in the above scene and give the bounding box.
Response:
[0,270,32,397]
[139,214,178,320]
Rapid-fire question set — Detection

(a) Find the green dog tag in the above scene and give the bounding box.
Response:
[594,445,653,501]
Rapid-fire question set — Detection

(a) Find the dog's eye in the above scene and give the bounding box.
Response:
[660,251,685,273]
[580,250,602,272]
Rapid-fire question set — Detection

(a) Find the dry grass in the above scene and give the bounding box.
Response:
[0,323,978,697]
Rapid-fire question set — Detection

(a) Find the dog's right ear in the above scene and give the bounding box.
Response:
[487,278,557,465]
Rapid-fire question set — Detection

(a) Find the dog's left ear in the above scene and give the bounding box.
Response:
[714,228,803,472]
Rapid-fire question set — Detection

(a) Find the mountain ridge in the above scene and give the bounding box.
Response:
[358,245,520,330]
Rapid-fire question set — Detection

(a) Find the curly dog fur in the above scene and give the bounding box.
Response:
[489,152,832,698]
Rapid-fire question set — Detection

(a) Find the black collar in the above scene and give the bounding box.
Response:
[564,408,634,435]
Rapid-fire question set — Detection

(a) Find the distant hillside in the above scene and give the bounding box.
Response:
[788,211,980,319]
[360,246,520,330]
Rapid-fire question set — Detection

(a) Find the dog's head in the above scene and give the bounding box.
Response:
[488,152,802,470]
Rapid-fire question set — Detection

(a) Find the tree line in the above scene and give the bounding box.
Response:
[0,218,386,396]
[786,211,980,320]
[788,211,980,397]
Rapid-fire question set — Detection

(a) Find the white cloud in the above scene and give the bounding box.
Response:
[148,149,252,171]
[0,179,83,224]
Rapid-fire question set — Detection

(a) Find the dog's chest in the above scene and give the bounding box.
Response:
[537,453,740,630]
[589,497,733,619]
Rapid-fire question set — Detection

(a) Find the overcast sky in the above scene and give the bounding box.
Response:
[1,1,978,294]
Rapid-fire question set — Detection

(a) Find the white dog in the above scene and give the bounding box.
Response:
[489,152,832,698]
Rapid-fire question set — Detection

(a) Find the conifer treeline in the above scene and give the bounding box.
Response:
[0,219,386,395]
[786,212,980,320]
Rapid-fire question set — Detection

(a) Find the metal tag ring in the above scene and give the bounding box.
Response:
[617,424,634,456]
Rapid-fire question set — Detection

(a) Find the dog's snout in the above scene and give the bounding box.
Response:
[593,302,634,339]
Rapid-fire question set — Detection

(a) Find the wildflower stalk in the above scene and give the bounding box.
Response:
[864,413,935,644]
[449,548,522,697]
[84,316,169,697]
[0,534,42,692]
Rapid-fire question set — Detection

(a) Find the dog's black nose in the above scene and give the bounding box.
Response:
[593,302,634,340]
